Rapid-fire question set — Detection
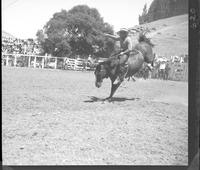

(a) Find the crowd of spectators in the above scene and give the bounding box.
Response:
[135,54,188,80]
[2,37,41,55]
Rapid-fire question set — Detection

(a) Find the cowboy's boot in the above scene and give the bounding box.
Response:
[114,65,127,84]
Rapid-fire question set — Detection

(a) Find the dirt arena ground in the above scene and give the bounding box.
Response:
[2,66,188,165]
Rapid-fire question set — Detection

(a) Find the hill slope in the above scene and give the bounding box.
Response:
[139,0,188,24]
[130,14,188,57]
[2,30,16,39]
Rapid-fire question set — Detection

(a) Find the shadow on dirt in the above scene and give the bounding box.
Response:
[84,96,140,103]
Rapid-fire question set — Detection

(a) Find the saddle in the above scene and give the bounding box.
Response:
[109,49,141,76]
[117,49,140,67]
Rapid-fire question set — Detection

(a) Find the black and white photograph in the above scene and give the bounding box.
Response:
[2,0,189,166]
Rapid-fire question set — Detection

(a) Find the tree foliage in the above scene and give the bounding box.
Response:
[139,3,148,24]
[139,0,188,24]
[36,5,115,58]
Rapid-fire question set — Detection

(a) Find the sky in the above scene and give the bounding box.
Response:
[2,0,154,39]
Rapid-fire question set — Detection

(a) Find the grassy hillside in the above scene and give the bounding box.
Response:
[130,14,188,58]
[2,30,16,39]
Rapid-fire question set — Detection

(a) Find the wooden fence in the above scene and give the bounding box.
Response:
[1,53,84,70]
[168,63,188,81]
[1,53,65,69]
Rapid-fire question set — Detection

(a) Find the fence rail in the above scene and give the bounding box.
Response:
[1,53,88,70]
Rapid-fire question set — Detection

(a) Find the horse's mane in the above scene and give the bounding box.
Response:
[138,32,154,47]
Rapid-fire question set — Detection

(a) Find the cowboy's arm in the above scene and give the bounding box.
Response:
[104,33,120,41]
[120,38,133,55]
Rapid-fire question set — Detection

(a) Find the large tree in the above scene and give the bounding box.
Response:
[36,5,115,58]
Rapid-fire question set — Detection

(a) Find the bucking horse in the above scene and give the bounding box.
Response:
[94,32,155,100]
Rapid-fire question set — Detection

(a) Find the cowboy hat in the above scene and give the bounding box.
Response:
[117,28,129,34]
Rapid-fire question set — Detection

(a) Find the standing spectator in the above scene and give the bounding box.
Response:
[142,63,150,79]
[159,61,166,79]
[164,62,171,80]
[184,55,188,63]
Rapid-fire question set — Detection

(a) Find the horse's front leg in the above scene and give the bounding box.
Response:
[131,76,136,82]
[107,80,122,100]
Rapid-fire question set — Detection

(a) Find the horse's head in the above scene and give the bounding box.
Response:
[94,62,109,88]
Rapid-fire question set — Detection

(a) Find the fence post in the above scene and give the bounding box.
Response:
[34,56,36,68]
[14,55,17,66]
[28,56,31,67]
[55,57,57,69]
[42,57,44,69]
[6,55,9,66]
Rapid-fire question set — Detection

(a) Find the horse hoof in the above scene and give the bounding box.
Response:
[104,97,112,102]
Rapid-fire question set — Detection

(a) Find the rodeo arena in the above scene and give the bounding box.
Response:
[2,2,189,167]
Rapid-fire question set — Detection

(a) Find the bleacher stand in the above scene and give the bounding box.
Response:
[2,37,41,55]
